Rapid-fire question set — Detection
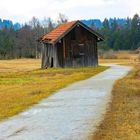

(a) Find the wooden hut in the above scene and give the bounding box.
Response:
[39,20,104,68]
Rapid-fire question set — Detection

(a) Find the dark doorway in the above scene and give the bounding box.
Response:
[50,57,53,67]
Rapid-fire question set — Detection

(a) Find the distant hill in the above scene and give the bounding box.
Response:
[0,18,127,30]
[81,19,102,28]
[0,18,21,30]
[81,18,126,28]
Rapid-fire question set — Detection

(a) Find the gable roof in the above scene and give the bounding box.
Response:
[40,20,104,44]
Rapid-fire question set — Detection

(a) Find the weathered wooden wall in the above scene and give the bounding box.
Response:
[41,43,59,68]
[56,25,98,67]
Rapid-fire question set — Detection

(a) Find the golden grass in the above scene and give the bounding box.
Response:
[114,51,138,59]
[92,64,140,140]
[0,59,109,121]
[0,59,41,72]
[99,58,140,66]
[99,58,132,63]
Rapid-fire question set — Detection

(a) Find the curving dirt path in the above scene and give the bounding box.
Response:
[0,65,131,140]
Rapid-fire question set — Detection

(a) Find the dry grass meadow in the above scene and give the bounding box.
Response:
[0,59,108,121]
[0,59,41,72]
[0,51,140,139]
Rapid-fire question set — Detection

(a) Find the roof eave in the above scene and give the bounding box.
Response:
[78,21,104,41]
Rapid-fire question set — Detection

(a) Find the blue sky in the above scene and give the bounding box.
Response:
[0,0,140,23]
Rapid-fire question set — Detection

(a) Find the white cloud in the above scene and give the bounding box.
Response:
[0,0,139,23]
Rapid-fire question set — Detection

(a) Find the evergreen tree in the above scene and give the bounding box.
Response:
[103,18,110,30]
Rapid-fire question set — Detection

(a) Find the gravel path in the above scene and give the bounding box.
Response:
[0,65,131,140]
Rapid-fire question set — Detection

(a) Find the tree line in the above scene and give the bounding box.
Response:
[0,14,67,59]
[0,14,140,59]
[97,14,140,51]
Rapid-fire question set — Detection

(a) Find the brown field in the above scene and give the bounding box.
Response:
[0,59,108,121]
[0,59,41,72]
[92,64,140,140]
[113,50,138,59]
[99,50,139,64]
[99,58,131,64]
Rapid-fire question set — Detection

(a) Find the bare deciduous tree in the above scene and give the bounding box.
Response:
[57,13,68,25]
